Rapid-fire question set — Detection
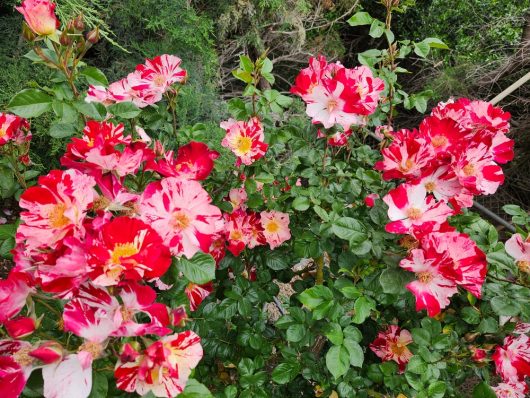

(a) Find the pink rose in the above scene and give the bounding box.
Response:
[16,0,59,36]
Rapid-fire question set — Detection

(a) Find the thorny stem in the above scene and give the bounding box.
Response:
[5,146,27,189]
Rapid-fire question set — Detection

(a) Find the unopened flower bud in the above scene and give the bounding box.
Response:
[16,0,59,36]
[59,30,72,46]
[171,305,188,327]
[86,27,100,44]
[29,341,63,364]
[73,14,84,31]
[5,317,36,339]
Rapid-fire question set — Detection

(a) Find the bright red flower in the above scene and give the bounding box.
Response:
[493,334,530,383]
[140,177,223,258]
[0,271,33,325]
[88,216,171,286]
[17,169,97,249]
[369,325,413,372]
[155,141,219,180]
[221,117,268,166]
[16,0,59,36]
[4,317,36,339]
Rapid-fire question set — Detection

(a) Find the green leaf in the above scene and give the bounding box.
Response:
[264,251,289,270]
[379,268,409,294]
[254,173,275,184]
[292,196,310,211]
[178,252,216,284]
[491,296,520,316]
[352,296,375,324]
[179,379,213,398]
[239,55,254,72]
[472,382,496,398]
[108,102,141,119]
[406,356,427,374]
[88,372,108,398]
[369,20,385,38]
[428,381,446,398]
[298,285,333,309]
[326,345,350,379]
[224,386,238,398]
[0,224,16,240]
[272,362,300,384]
[8,89,53,118]
[414,41,431,58]
[423,37,449,50]
[80,67,109,86]
[73,101,106,121]
[343,339,364,368]
[49,122,77,138]
[261,58,273,74]
[332,217,364,242]
[324,323,344,345]
[411,328,431,346]
[286,324,305,342]
[347,11,374,26]
[461,307,481,324]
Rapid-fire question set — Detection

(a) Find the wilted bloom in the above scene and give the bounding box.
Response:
[221,118,268,166]
[260,211,291,249]
[114,331,203,397]
[369,325,413,372]
[493,334,530,383]
[140,177,223,258]
[16,0,59,36]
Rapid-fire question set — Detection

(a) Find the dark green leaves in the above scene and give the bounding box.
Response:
[352,296,375,324]
[472,382,496,398]
[108,102,141,119]
[179,379,213,398]
[8,89,53,118]
[272,362,300,384]
[177,252,216,284]
[326,345,350,379]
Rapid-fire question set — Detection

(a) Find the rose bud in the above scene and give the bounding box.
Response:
[170,305,188,327]
[29,341,63,364]
[470,347,488,363]
[73,14,84,31]
[119,342,140,363]
[16,0,60,36]
[86,27,100,44]
[364,193,379,207]
[4,316,36,338]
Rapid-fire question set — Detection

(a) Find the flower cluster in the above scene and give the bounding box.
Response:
[222,187,291,255]
[369,325,413,372]
[86,54,187,108]
[291,55,385,145]
[379,98,513,317]
[0,115,230,397]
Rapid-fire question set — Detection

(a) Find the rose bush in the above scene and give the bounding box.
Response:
[0,1,529,397]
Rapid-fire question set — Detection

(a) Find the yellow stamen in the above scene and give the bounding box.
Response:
[111,242,139,264]
[416,271,433,284]
[406,208,422,220]
[48,203,70,228]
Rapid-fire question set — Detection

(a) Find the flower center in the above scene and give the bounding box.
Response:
[406,207,422,220]
[0,129,6,138]
[389,341,407,356]
[424,181,436,193]
[120,306,134,322]
[399,159,415,173]
[13,347,34,366]
[327,99,338,113]
[78,341,103,360]
[517,261,530,274]
[171,211,191,230]
[235,136,252,154]
[399,235,419,251]
[111,242,139,264]
[416,271,433,284]
[153,74,166,87]
[265,220,280,233]
[48,203,70,228]
[463,164,475,176]
[431,135,448,148]
[230,230,243,241]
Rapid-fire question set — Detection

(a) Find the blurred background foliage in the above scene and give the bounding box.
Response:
[1,0,529,209]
